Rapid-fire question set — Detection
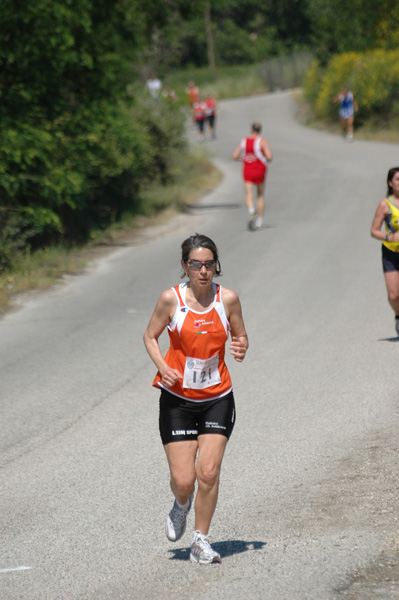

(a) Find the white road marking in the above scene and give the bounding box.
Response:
[0,566,32,573]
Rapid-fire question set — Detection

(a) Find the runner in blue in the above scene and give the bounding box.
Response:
[332,87,358,142]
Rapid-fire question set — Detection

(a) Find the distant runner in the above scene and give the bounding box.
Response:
[332,87,358,142]
[192,96,207,142]
[205,94,217,140]
[186,80,199,107]
[146,74,162,101]
[232,122,273,230]
[371,167,399,336]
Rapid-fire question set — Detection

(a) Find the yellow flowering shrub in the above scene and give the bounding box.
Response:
[351,51,399,115]
[304,50,399,121]
[303,60,323,104]
[315,52,359,118]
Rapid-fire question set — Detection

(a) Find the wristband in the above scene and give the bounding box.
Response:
[385,234,390,241]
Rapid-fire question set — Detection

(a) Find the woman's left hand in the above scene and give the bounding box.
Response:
[229,336,248,362]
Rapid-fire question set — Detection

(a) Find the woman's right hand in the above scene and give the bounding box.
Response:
[388,232,399,242]
[160,367,183,388]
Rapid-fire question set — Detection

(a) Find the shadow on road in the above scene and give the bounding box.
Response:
[168,539,266,561]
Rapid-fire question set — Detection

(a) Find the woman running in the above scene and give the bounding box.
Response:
[143,233,248,564]
[332,87,358,142]
[192,96,207,142]
[370,167,399,335]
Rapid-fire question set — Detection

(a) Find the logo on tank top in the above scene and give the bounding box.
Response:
[194,319,214,328]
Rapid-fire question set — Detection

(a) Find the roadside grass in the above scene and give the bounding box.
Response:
[164,63,267,101]
[0,148,222,315]
[350,118,399,144]
[164,55,313,102]
[0,248,89,314]
[138,147,222,215]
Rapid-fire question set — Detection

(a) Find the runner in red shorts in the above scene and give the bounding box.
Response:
[192,96,207,142]
[232,122,273,230]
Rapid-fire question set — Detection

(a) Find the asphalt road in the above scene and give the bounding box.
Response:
[2,91,399,600]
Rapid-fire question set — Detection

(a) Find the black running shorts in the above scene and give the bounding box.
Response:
[195,119,205,133]
[382,244,399,272]
[159,388,236,445]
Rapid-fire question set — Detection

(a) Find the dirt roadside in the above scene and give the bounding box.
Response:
[287,424,399,599]
[334,425,399,598]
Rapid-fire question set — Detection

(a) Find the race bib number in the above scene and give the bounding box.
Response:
[183,354,221,390]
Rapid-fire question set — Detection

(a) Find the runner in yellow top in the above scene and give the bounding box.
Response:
[371,167,399,335]
[143,233,248,564]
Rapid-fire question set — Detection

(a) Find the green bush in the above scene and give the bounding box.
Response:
[0,94,186,270]
[0,209,42,272]
[0,0,192,271]
[214,19,256,65]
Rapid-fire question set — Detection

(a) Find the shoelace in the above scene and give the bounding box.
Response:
[194,534,212,553]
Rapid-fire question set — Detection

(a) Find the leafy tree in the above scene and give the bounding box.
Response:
[0,0,146,121]
[139,0,312,70]
[0,0,188,268]
[307,0,399,64]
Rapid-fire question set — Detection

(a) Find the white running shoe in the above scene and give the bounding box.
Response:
[395,317,399,337]
[165,495,193,542]
[190,531,221,564]
[255,216,263,228]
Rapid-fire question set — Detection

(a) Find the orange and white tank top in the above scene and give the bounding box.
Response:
[152,282,232,402]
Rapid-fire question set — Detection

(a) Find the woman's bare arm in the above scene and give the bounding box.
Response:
[143,289,183,387]
[371,199,389,241]
[222,288,248,362]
